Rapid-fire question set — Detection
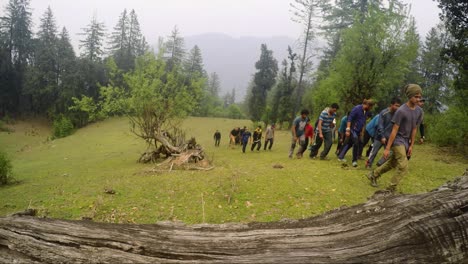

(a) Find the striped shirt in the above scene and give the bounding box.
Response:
[318,107,336,132]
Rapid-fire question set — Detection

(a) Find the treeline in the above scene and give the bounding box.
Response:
[0,0,243,133]
[243,0,466,153]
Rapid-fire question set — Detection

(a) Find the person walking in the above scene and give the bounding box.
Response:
[241,128,252,153]
[251,126,263,151]
[289,109,309,158]
[360,113,379,161]
[338,99,375,167]
[309,103,339,160]
[418,98,426,144]
[229,127,240,148]
[367,84,424,191]
[213,130,221,147]
[335,112,349,156]
[366,97,402,168]
[297,120,314,157]
[264,124,275,150]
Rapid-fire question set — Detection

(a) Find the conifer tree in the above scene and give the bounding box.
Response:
[248,44,278,121]
[0,0,33,112]
[79,15,106,62]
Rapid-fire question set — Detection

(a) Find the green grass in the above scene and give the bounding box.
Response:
[0,117,466,224]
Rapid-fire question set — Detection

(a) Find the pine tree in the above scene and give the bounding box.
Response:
[184,45,205,81]
[79,15,106,62]
[0,0,33,113]
[24,6,59,114]
[56,27,78,113]
[272,46,297,124]
[108,9,129,69]
[206,72,220,98]
[419,25,452,113]
[248,44,278,122]
[164,26,185,70]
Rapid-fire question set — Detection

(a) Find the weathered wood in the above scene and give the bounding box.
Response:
[1,174,468,263]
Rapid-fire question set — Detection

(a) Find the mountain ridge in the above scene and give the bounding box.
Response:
[183,33,297,100]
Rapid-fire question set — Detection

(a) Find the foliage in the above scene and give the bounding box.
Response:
[428,108,468,154]
[0,150,13,185]
[52,114,74,139]
[68,95,101,127]
[79,15,106,62]
[0,0,33,113]
[125,52,197,147]
[271,47,297,125]
[23,6,59,115]
[248,44,278,122]
[290,0,322,113]
[418,25,454,114]
[436,0,468,111]
[108,9,147,72]
[164,26,185,71]
[226,104,245,119]
[313,2,419,111]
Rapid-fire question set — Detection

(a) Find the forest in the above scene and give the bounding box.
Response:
[0,0,466,153]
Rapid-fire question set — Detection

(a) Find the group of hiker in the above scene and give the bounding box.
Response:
[213,83,424,192]
[214,124,275,153]
[290,84,425,192]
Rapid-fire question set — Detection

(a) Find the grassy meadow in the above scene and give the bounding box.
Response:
[0,117,466,224]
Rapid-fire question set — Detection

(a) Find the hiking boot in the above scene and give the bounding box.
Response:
[352,161,358,167]
[338,158,347,162]
[367,171,378,187]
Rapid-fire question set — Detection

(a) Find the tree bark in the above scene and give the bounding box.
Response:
[1,173,467,263]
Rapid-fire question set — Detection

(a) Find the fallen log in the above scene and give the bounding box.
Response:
[1,173,467,263]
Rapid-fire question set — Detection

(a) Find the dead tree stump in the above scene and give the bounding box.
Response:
[1,174,468,263]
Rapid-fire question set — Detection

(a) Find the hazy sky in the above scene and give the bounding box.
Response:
[0,0,441,51]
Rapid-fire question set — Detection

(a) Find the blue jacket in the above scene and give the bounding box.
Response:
[348,104,367,134]
[366,115,379,137]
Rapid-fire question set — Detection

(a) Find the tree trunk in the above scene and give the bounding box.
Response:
[1,174,468,263]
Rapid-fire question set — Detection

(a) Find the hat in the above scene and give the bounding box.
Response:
[405,84,422,99]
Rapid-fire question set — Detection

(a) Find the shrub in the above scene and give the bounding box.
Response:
[0,151,13,185]
[52,115,74,139]
[429,107,468,154]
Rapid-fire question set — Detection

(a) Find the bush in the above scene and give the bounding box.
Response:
[429,107,468,154]
[0,151,13,185]
[52,115,74,139]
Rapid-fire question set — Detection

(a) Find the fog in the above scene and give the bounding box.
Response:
[0,0,441,50]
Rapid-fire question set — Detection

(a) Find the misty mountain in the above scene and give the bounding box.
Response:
[184,33,297,101]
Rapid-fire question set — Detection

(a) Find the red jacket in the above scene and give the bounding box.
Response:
[305,124,314,139]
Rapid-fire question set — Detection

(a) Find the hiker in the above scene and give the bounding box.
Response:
[359,112,379,163]
[358,111,374,160]
[251,126,262,151]
[367,84,424,192]
[418,98,426,144]
[366,97,402,169]
[338,99,375,167]
[264,124,275,150]
[229,127,240,147]
[241,128,252,153]
[213,130,221,147]
[309,103,339,160]
[335,112,349,156]
[289,109,310,159]
[297,120,314,157]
